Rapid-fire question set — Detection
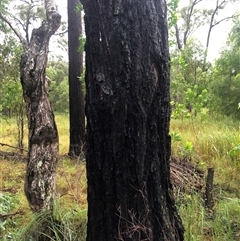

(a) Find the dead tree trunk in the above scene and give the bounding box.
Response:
[82,0,184,240]
[20,6,61,212]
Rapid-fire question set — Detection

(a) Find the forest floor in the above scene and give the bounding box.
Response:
[0,114,240,240]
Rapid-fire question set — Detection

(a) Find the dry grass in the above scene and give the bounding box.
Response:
[0,114,87,237]
[0,113,70,155]
[1,114,240,240]
[171,117,240,195]
[55,113,70,155]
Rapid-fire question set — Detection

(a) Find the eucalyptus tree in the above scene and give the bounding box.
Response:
[202,0,238,70]
[0,0,61,212]
[173,0,204,50]
[171,0,237,62]
[68,0,85,157]
[82,0,184,240]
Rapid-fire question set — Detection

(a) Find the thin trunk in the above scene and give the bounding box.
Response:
[17,101,24,154]
[175,24,182,50]
[68,0,85,157]
[203,0,231,71]
[183,0,203,46]
[82,0,184,240]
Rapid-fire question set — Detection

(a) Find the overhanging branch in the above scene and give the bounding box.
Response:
[0,13,28,50]
[212,15,236,28]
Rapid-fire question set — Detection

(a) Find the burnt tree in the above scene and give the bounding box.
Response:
[68,0,85,157]
[82,0,184,240]
[20,2,60,211]
[0,0,61,212]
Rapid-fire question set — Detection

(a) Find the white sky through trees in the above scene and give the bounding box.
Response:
[54,0,237,63]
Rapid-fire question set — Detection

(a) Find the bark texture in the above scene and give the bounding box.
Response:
[82,0,184,240]
[20,7,61,212]
[68,0,85,157]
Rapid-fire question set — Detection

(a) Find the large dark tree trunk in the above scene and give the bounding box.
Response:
[20,6,61,212]
[82,0,184,240]
[68,0,85,157]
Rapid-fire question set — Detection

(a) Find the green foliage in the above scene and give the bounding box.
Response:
[75,2,83,13]
[0,0,8,14]
[184,141,194,157]
[0,77,23,117]
[77,35,86,54]
[0,0,9,31]
[170,39,211,120]
[0,33,23,118]
[0,35,22,78]
[50,78,69,113]
[12,1,45,28]
[167,0,180,28]
[171,131,182,142]
[229,144,240,163]
[171,85,208,119]
[46,60,69,113]
[0,192,18,240]
[207,17,240,119]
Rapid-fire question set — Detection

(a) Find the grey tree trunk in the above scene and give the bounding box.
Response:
[82,0,184,240]
[68,0,85,157]
[20,7,61,212]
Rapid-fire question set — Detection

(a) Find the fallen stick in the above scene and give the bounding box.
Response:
[0,142,27,152]
[0,210,24,219]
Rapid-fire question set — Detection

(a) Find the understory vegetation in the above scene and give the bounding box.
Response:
[1,0,240,240]
[0,114,240,240]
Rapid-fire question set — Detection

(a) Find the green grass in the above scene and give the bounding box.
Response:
[171,117,240,195]
[171,116,240,240]
[1,113,240,240]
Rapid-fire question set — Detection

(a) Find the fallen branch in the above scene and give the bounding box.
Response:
[0,210,24,219]
[0,150,27,161]
[170,156,204,193]
[0,142,28,152]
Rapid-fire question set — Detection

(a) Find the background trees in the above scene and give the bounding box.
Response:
[1,0,239,122]
[47,59,69,113]
[209,17,240,118]
[68,0,85,157]
[168,0,240,120]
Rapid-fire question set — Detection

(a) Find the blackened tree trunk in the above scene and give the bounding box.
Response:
[68,0,85,157]
[82,0,184,240]
[20,3,61,212]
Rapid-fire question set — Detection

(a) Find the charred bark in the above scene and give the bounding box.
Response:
[82,0,184,240]
[68,0,85,157]
[20,7,61,212]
